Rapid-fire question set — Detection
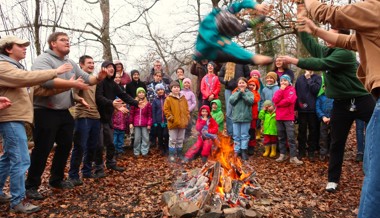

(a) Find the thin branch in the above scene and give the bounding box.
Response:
[244,30,296,48]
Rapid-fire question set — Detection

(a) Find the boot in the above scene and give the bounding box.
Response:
[241,149,248,160]
[256,129,261,140]
[247,146,254,155]
[269,144,277,158]
[263,146,270,157]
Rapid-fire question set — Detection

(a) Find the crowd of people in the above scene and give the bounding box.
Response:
[0,0,379,216]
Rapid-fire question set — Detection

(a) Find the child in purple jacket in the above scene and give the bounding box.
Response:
[152,84,169,156]
[129,87,152,157]
[180,78,197,138]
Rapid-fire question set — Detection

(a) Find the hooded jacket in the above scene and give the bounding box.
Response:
[129,98,152,127]
[295,73,322,113]
[0,54,58,123]
[163,92,190,129]
[259,82,279,110]
[316,94,334,120]
[201,72,221,100]
[210,99,224,132]
[272,85,297,121]
[125,78,147,99]
[152,94,167,124]
[258,109,277,136]
[114,60,131,86]
[196,105,218,138]
[96,61,138,124]
[248,78,261,120]
[180,87,197,112]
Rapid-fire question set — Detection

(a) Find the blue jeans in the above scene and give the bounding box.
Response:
[359,99,380,218]
[355,119,366,154]
[232,122,250,153]
[225,89,233,135]
[69,118,100,179]
[0,122,29,207]
[113,129,125,153]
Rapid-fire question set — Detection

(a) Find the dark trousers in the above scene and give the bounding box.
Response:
[297,112,320,156]
[26,109,74,189]
[319,122,331,156]
[69,118,100,179]
[154,125,169,154]
[95,123,116,171]
[328,95,375,183]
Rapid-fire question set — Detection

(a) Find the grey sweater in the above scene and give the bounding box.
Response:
[32,49,91,110]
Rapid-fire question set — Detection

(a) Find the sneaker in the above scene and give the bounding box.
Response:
[326,182,338,192]
[319,154,327,161]
[107,165,125,172]
[0,193,11,203]
[49,180,74,189]
[290,157,303,165]
[276,154,287,162]
[94,170,107,179]
[26,188,44,200]
[356,153,364,162]
[68,178,83,186]
[10,199,40,214]
[168,156,176,162]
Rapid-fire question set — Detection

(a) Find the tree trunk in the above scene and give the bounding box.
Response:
[100,0,112,61]
[34,0,41,55]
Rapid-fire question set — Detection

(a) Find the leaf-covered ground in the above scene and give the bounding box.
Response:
[0,127,362,218]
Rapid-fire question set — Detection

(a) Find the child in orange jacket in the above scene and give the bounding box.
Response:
[247,77,260,155]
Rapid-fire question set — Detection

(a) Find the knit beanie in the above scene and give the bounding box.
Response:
[263,100,273,107]
[280,74,292,85]
[266,71,277,81]
[130,69,140,76]
[169,81,180,90]
[136,87,146,95]
[155,83,165,91]
[250,70,261,78]
[183,78,192,86]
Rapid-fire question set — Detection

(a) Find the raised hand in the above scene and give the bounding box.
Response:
[252,54,274,66]
[96,67,108,81]
[56,63,73,75]
[296,17,317,35]
[73,76,89,90]
[255,3,270,15]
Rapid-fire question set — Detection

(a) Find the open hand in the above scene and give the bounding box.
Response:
[0,97,11,110]
[296,17,317,35]
[56,63,73,75]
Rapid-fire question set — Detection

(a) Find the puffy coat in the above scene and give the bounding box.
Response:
[201,73,221,100]
[229,89,254,123]
[163,93,190,129]
[295,74,322,113]
[272,86,297,121]
[258,109,277,136]
[210,99,224,132]
[316,94,334,120]
[129,100,152,127]
[152,95,167,124]
[196,105,219,136]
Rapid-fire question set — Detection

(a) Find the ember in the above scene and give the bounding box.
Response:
[162,133,265,218]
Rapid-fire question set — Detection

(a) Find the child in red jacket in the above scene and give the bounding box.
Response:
[200,62,221,106]
[247,77,260,155]
[183,105,218,163]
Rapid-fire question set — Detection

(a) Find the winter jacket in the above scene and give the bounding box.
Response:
[275,69,295,85]
[309,0,380,93]
[96,62,138,125]
[201,73,221,100]
[129,100,152,127]
[297,32,369,99]
[152,95,167,124]
[163,93,190,129]
[210,99,224,132]
[196,105,219,138]
[259,83,279,110]
[295,74,322,113]
[272,86,297,121]
[180,88,197,112]
[218,63,250,90]
[112,110,128,130]
[146,81,170,103]
[248,78,261,120]
[229,89,254,123]
[258,109,277,136]
[190,62,221,97]
[316,94,334,120]
[0,55,59,124]
[125,79,147,99]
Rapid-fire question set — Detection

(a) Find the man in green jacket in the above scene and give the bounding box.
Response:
[278,28,375,193]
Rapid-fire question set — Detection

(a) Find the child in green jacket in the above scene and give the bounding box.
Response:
[258,100,277,158]
[210,99,224,132]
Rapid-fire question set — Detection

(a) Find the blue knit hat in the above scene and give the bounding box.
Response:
[280,74,292,85]
[155,83,165,91]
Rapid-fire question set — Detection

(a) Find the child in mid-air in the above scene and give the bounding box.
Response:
[193,0,273,66]
[183,105,218,163]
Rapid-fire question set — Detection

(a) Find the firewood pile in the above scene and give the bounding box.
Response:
[161,134,267,218]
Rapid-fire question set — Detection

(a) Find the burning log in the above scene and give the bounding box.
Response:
[199,162,221,209]
[243,186,262,197]
[230,180,244,204]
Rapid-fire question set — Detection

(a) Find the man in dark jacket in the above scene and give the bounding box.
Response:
[144,60,172,85]
[218,62,250,135]
[95,61,138,177]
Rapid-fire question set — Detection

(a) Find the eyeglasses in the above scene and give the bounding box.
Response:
[154,75,162,77]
